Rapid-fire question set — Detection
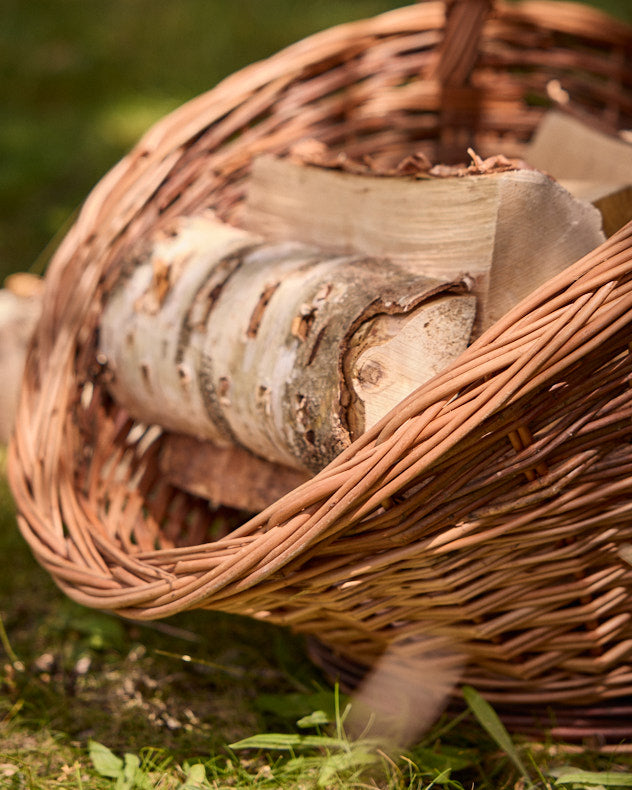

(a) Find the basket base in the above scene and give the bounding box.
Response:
[307,638,632,745]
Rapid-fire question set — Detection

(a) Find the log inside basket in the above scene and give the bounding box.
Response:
[159,434,310,513]
[526,110,632,182]
[241,154,605,335]
[558,182,632,238]
[4,149,611,511]
[0,274,43,444]
[99,212,475,476]
[526,111,632,237]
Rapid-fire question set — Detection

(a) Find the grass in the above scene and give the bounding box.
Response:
[2,1,632,787]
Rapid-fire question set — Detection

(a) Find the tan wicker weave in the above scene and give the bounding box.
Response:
[8,0,632,738]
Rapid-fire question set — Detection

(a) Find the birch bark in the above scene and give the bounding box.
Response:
[99,213,475,473]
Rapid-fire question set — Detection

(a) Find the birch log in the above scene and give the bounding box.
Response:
[241,155,605,335]
[99,213,475,474]
[0,274,43,443]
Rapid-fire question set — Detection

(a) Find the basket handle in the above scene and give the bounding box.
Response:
[430,0,494,161]
[432,0,494,86]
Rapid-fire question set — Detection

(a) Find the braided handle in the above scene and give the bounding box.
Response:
[431,0,494,161]
[433,0,494,86]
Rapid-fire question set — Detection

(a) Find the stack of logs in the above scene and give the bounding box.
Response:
[2,111,631,514]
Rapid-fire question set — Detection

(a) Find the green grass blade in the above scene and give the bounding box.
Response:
[411,745,477,774]
[229,733,346,751]
[297,709,330,728]
[552,767,632,786]
[0,613,22,668]
[179,762,210,788]
[462,686,530,781]
[316,749,379,787]
[255,691,342,721]
[426,767,453,789]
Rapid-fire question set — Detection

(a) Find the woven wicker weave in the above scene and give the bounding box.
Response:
[8,0,632,738]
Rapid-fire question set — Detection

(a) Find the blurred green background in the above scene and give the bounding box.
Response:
[1,0,631,282]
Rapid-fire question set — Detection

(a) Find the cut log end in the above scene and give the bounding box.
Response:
[346,293,476,436]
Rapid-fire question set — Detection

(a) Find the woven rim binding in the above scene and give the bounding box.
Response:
[8,0,632,736]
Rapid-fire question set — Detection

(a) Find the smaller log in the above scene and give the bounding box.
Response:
[558,181,632,238]
[159,434,309,512]
[526,110,632,182]
[0,274,43,443]
[526,111,632,238]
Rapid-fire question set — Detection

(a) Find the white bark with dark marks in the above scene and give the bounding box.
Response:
[99,213,475,473]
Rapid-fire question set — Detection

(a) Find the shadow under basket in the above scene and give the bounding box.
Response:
[9,0,632,741]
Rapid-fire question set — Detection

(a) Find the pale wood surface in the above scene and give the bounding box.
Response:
[242,155,605,335]
[526,110,632,182]
[0,276,43,443]
[559,181,632,238]
[526,111,632,238]
[346,294,475,434]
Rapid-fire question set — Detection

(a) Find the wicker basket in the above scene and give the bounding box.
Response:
[9,0,632,739]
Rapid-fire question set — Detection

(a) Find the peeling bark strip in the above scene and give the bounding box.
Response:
[99,213,475,473]
[241,155,605,335]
